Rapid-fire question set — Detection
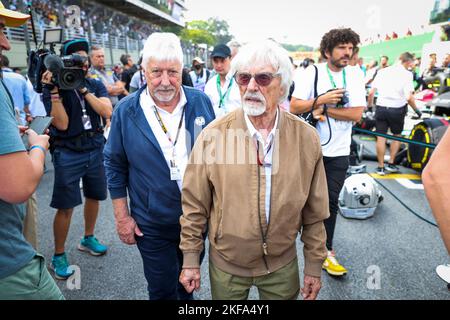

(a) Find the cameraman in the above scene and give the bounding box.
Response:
[290,28,366,277]
[41,39,112,280]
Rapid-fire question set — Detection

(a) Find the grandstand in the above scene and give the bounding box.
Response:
[3,0,188,68]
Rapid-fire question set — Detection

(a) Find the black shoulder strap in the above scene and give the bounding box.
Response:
[313,64,318,98]
[206,69,210,82]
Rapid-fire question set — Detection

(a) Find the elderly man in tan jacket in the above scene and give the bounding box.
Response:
[179,40,329,300]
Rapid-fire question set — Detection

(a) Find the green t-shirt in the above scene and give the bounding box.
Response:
[0,80,36,279]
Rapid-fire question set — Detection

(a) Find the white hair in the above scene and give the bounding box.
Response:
[141,32,184,70]
[231,40,293,103]
[227,40,241,50]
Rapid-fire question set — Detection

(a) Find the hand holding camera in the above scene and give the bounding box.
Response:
[42,70,55,87]
[319,88,347,106]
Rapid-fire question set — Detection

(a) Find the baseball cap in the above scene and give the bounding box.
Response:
[61,38,90,56]
[192,57,204,64]
[0,1,30,27]
[211,44,231,59]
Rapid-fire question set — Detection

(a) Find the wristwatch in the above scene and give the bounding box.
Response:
[80,88,89,96]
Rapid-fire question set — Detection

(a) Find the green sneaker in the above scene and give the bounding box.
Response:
[51,253,75,280]
[78,235,108,256]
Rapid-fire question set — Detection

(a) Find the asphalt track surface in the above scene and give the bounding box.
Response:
[34,149,450,300]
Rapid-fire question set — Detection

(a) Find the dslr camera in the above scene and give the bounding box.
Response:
[327,88,349,107]
[28,29,87,93]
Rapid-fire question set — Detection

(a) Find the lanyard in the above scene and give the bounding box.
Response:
[153,105,186,147]
[216,75,234,108]
[255,138,274,167]
[326,64,347,89]
[75,90,88,116]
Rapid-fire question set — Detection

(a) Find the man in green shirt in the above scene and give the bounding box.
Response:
[0,1,63,300]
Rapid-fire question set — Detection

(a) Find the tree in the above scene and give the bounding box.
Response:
[180,18,234,46]
[180,28,215,46]
[281,43,314,52]
[207,17,233,44]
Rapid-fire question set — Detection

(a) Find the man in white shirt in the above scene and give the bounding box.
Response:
[290,28,366,277]
[204,44,241,118]
[368,52,422,175]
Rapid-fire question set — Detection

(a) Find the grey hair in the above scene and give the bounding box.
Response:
[231,40,293,103]
[227,40,241,50]
[141,32,184,70]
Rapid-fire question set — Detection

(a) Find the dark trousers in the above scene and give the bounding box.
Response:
[136,224,204,300]
[323,156,349,251]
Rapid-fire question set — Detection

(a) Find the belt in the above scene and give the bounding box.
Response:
[376,105,406,109]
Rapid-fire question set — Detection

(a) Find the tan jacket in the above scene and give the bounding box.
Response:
[180,108,329,278]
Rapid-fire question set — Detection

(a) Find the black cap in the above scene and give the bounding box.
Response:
[211,44,231,58]
[61,38,89,56]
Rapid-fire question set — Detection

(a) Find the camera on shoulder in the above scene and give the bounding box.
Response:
[28,29,87,93]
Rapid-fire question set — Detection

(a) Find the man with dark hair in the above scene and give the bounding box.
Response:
[204,44,241,118]
[290,28,366,277]
[368,52,422,175]
[120,53,136,93]
[42,38,113,280]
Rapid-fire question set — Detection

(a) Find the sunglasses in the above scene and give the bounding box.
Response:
[234,72,281,87]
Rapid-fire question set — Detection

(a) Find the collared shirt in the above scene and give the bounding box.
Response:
[1,68,31,125]
[244,109,279,223]
[89,67,119,106]
[204,71,242,119]
[140,87,188,190]
[371,63,414,108]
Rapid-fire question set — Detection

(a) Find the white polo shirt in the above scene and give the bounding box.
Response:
[140,88,188,190]
[204,72,242,118]
[371,63,414,108]
[292,63,366,157]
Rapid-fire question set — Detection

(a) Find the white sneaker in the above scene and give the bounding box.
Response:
[436,264,450,283]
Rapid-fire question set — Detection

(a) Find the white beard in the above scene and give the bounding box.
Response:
[153,86,176,102]
[242,92,267,116]
[243,102,266,116]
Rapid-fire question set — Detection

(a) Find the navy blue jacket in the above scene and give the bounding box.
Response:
[104,85,215,228]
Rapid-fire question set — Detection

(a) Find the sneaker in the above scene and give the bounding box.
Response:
[322,251,348,276]
[78,235,108,256]
[51,253,75,280]
[385,163,400,173]
[376,167,386,176]
[436,264,450,283]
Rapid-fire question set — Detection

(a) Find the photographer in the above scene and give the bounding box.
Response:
[290,28,366,277]
[0,3,63,299]
[41,39,112,280]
